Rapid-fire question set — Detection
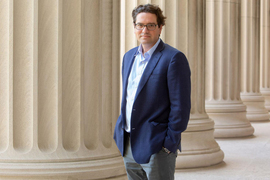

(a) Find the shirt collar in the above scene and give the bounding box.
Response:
[136,38,161,59]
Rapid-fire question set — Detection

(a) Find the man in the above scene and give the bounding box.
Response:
[114,4,191,180]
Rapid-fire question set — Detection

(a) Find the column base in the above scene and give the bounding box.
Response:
[261,89,270,112]
[214,124,255,138]
[206,102,254,138]
[264,98,270,112]
[0,156,126,180]
[176,150,224,169]
[208,112,254,138]
[0,175,128,180]
[241,94,270,121]
[246,112,270,121]
[176,125,224,169]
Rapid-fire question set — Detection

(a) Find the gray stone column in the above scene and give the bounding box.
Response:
[260,0,270,116]
[240,0,270,121]
[0,0,125,179]
[205,0,254,137]
[175,0,224,168]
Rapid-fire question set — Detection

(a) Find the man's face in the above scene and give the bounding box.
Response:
[134,12,163,50]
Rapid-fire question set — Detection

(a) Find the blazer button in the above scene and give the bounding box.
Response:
[132,109,136,111]
[132,128,135,130]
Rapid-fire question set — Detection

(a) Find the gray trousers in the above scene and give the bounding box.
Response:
[123,136,177,180]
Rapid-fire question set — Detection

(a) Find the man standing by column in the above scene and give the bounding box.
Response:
[114,4,191,180]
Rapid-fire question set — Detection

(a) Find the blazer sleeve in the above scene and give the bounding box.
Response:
[163,51,191,153]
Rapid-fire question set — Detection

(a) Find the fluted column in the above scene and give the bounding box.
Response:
[240,0,270,121]
[0,0,9,153]
[260,0,270,115]
[0,0,124,179]
[205,0,254,137]
[175,0,224,168]
[121,0,224,168]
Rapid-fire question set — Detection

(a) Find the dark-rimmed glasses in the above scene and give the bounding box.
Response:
[134,23,158,31]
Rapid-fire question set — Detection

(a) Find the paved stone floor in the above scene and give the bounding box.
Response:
[175,121,270,180]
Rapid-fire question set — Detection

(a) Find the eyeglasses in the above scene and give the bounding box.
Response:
[134,23,158,31]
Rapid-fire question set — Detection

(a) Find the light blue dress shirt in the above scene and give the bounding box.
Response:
[125,39,161,132]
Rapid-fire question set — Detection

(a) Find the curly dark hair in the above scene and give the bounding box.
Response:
[132,4,166,27]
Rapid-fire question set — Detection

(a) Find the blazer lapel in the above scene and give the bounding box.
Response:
[134,40,165,100]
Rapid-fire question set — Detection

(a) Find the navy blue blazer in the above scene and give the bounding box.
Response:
[114,39,191,164]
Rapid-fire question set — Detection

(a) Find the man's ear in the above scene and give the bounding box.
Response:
[133,23,136,34]
[159,25,163,35]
